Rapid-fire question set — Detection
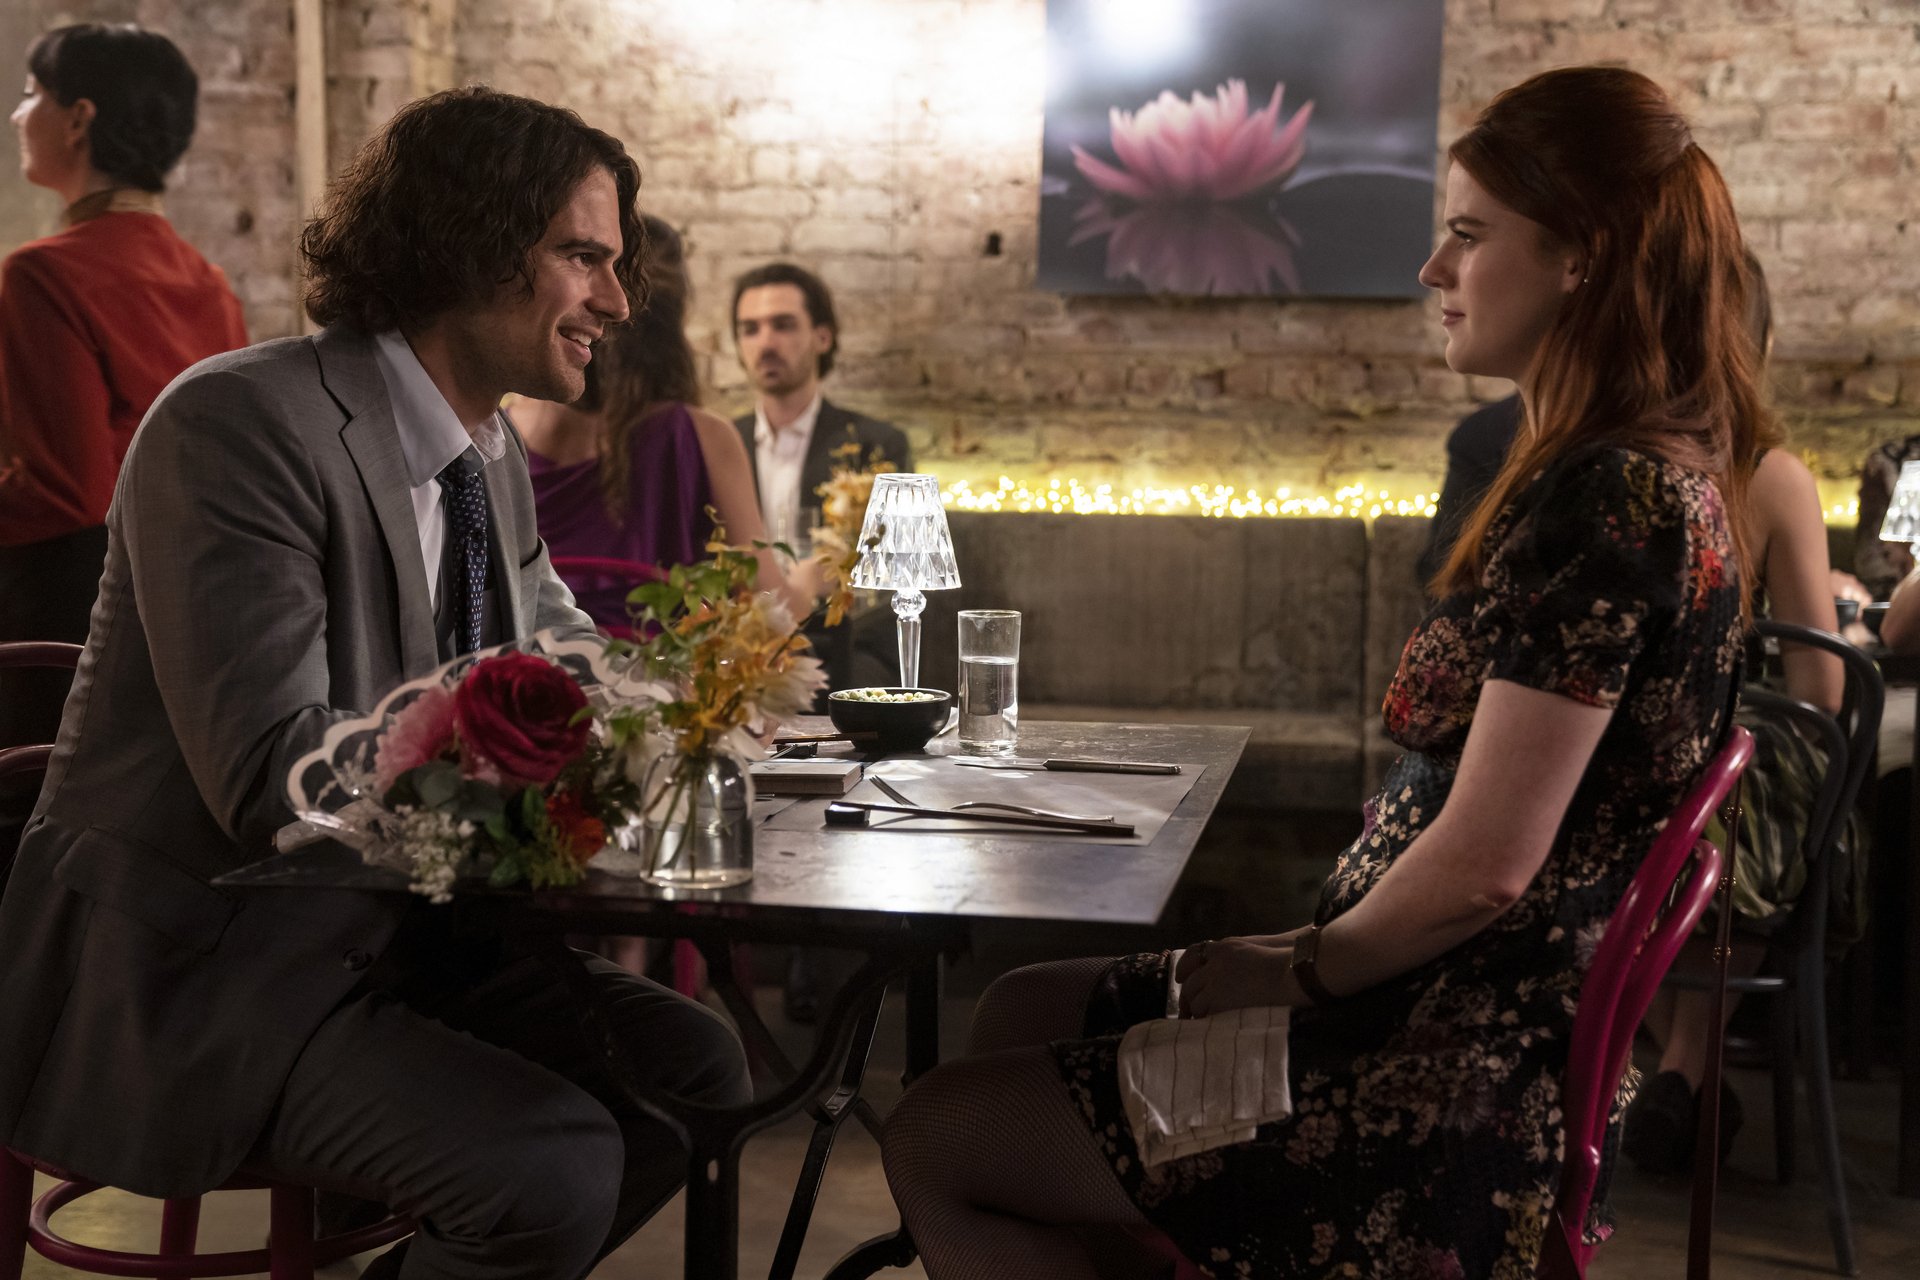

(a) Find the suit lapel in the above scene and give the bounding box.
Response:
[801,400,849,508]
[316,329,439,676]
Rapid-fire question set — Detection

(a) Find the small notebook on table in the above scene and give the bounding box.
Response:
[748,759,862,796]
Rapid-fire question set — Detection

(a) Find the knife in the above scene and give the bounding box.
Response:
[950,757,1182,775]
[824,801,1135,836]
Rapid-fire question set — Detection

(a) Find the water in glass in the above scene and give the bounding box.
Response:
[959,655,1019,755]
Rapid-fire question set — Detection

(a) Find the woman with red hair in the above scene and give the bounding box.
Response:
[882,66,1763,1278]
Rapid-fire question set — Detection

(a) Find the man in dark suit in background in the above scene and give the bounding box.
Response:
[731,261,913,693]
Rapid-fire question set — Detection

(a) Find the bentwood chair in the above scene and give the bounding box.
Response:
[0,640,83,888]
[1539,724,1755,1280]
[1660,622,1882,1276]
[0,1153,412,1280]
[0,641,413,1278]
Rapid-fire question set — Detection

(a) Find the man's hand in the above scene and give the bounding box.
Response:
[1174,937,1303,1019]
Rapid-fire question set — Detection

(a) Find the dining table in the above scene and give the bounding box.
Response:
[219,716,1249,1280]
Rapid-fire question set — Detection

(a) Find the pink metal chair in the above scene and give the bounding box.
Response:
[548,554,669,642]
[1538,723,1755,1279]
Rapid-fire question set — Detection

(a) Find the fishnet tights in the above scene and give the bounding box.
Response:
[882,959,1163,1280]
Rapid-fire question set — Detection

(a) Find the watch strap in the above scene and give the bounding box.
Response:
[1290,923,1336,1007]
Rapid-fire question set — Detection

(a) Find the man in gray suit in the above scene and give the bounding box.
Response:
[0,87,747,1279]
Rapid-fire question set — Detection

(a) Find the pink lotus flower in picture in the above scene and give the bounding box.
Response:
[1072,79,1314,203]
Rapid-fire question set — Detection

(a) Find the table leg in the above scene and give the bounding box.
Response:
[1903,713,1920,1195]
[904,952,943,1084]
[531,940,906,1280]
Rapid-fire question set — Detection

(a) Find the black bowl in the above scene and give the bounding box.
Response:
[827,687,952,752]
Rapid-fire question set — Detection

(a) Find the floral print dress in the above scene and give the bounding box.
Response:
[1054,447,1746,1279]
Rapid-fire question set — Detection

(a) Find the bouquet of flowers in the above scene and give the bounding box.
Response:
[286,633,663,901]
[288,538,835,896]
[809,437,895,626]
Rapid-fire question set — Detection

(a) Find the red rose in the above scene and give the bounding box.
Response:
[454,652,590,787]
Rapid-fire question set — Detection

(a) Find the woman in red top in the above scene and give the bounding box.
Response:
[0,24,247,842]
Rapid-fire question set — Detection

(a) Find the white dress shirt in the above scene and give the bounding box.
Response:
[753,392,823,544]
[370,328,507,610]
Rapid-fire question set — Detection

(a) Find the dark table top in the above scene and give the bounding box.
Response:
[220,720,1249,930]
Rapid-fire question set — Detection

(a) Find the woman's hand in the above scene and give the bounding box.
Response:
[1174,937,1304,1019]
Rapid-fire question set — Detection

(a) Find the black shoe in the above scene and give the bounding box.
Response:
[1623,1070,1697,1175]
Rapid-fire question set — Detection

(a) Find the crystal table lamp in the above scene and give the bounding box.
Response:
[850,473,961,688]
[1881,461,1920,548]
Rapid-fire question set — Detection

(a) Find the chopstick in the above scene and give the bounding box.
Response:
[827,800,1134,836]
[771,730,880,745]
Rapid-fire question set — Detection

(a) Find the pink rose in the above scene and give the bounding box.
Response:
[453,652,590,788]
[373,684,457,795]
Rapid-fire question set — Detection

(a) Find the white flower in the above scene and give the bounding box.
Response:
[758,650,827,721]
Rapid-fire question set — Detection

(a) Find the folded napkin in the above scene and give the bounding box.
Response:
[1117,996,1292,1168]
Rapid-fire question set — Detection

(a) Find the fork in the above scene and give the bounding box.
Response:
[952,800,1117,823]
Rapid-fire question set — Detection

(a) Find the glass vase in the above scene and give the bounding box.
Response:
[634,751,754,888]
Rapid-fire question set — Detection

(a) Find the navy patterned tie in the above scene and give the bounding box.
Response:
[436,451,489,655]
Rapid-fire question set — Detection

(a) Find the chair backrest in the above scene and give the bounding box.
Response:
[1542,724,1754,1277]
[547,556,668,640]
[0,642,83,781]
[1749,620,1883,949]
[0,643,85,675]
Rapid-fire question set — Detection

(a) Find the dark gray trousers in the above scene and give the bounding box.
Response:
[248,949,749,1279]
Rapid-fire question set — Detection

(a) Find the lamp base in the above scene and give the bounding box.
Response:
[892,588,926,689]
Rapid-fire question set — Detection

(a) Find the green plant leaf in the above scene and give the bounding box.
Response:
[488,851,525,888]
[414,760,463,809]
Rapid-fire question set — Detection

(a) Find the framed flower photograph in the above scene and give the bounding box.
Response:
[1037,0,1445,299]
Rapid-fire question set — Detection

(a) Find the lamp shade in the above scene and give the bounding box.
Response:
[850,473,961,591]
[1882,461,1920,546]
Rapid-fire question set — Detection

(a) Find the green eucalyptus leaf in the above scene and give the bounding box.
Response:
[414,761,462,809]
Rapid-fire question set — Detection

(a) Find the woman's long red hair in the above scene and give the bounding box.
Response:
[1431,67,1772,620]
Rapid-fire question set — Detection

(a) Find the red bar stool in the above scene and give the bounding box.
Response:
[0,1147,412,1279]
[0,642,414,1278]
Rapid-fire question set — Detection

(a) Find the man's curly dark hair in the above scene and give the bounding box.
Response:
[300,86,647,333]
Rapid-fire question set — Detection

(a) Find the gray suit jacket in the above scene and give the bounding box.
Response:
[731,397,914,513]
[0,327,592,1196]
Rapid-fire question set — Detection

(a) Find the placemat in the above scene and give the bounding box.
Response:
[760,754,1202,845]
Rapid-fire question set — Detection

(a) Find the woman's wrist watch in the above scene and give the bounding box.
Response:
[1289,923,1336,1007]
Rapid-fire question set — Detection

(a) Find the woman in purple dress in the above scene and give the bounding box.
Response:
[516,216,818,629]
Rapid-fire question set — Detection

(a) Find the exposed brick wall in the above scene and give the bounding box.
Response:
[452,0,1920,505]
[1,0,1914,504]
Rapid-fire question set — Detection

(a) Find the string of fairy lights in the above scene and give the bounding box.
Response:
[938,477,1425,519]
[934,477,1864,524]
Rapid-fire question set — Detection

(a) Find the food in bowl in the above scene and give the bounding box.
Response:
[833,688,944,703]
[826,687,953,751]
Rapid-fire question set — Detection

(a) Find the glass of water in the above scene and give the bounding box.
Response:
[957,610,1020,756]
